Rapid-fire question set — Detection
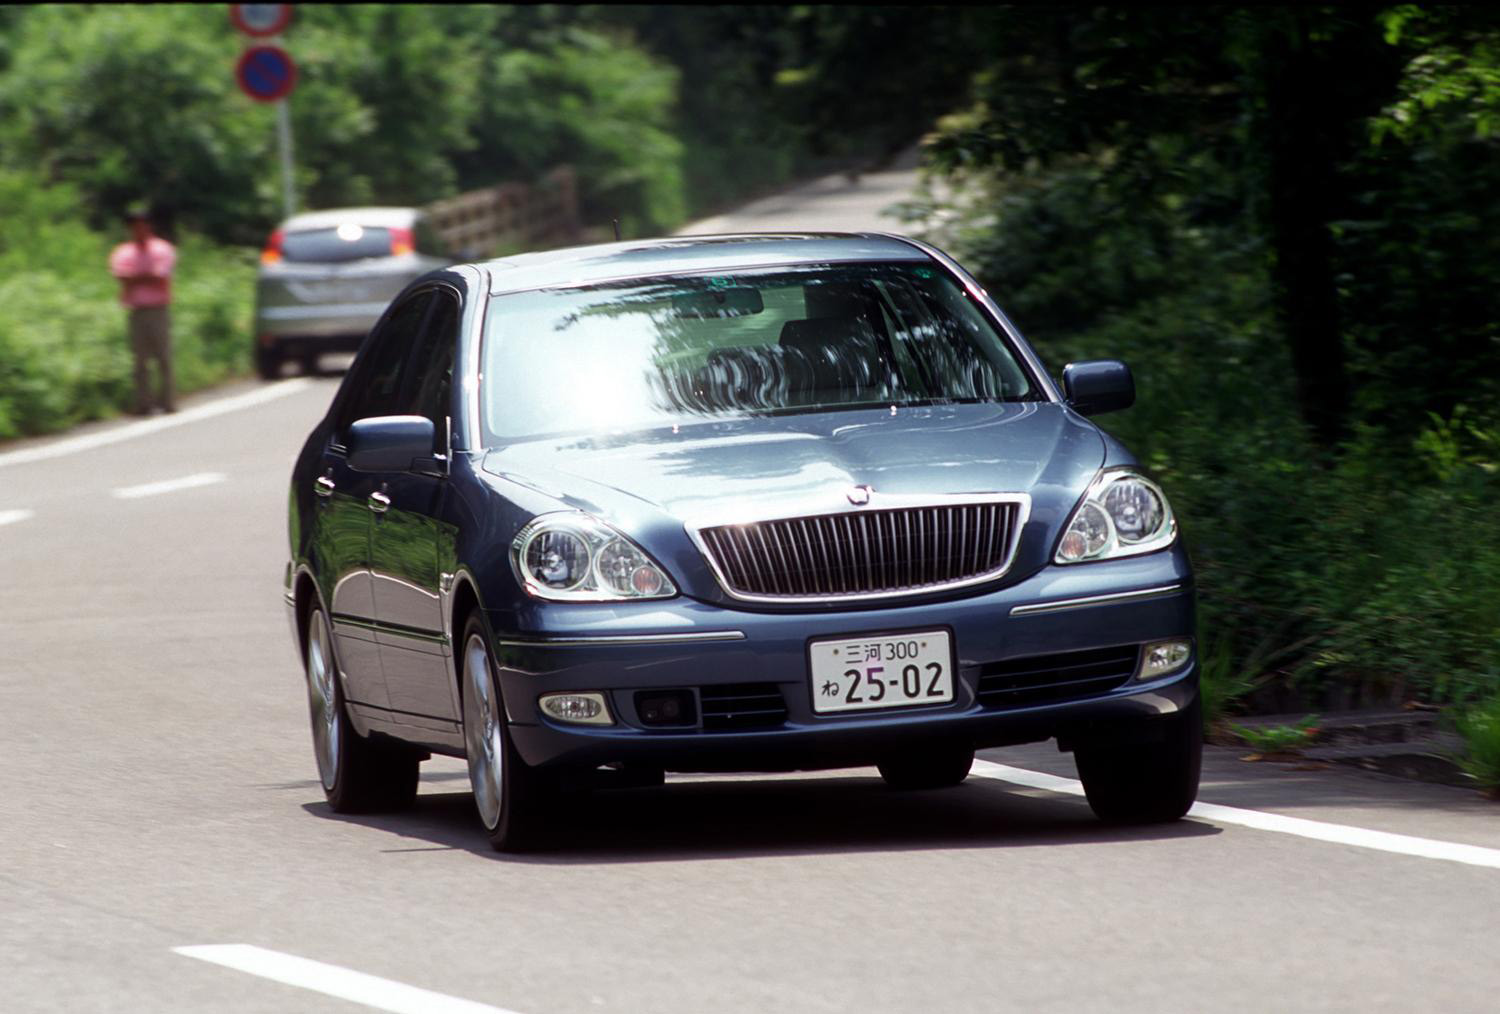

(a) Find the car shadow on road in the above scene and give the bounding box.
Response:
[301,772,1221,864]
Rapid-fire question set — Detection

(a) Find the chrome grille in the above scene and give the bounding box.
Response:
[696,500,1023,600]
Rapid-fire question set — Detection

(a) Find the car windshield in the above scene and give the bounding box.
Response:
[481,262,1040,442]
[282,226,396,263]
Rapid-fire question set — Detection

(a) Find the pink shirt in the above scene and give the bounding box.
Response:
[109,237,177,308]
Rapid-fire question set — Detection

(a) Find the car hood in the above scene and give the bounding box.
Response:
[481,403,1105,586]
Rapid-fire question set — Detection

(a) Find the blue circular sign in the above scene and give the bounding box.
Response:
[236,45,297,103]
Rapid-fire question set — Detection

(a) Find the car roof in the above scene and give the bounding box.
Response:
[278,207,421,232]
[482,232,929,295]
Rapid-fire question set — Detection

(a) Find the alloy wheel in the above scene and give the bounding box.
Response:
[463,632,505,830]
[306,609,340,791]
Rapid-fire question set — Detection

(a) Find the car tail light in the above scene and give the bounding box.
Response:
[260,229,284,265]
[389,227,414,256]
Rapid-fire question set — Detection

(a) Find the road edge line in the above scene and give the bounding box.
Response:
[0,379,314,471]
[971,759,1500,870]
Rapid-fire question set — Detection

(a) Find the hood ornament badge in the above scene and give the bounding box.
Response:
[846,484,873,506]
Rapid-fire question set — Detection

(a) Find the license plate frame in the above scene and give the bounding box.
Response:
[808,628,956,715]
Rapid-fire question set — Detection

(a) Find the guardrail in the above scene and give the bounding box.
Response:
[425,166,582,259]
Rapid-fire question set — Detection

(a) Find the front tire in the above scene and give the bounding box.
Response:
[460,614,550,851]
[305,607,419,813]
[1074,697,1202,823]
[877,744,974,790]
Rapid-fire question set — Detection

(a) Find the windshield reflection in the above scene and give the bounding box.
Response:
[482,263,1039,443]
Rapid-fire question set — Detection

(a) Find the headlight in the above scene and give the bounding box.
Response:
[1056,470,1176,563]
[512,512,677,601]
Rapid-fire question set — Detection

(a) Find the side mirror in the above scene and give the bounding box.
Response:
[346,415,435,473]
[1062,360,1135,416]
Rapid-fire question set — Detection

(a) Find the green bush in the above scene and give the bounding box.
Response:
[1231,715,1321,755]
[0,170,254,439]
[1197,634,1256,732]
[1454,695,1500,796]
[917,152,1500,710]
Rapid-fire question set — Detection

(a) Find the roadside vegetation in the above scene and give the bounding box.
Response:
[0,5,939,437]
[1455,696,1500,797]
[898,6,1500,747]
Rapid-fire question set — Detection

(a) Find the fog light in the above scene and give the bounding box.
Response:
[1138,640,1193,681]
[635,690,697,728]
[539,691,613,725]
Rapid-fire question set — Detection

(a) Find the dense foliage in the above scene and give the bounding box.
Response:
[0,170,254,438]
[0,4,820,433]
[908,6,1500,712]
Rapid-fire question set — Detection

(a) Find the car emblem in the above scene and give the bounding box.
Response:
[846,484,873,506]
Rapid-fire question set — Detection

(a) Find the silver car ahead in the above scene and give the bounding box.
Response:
[253,207,450,378]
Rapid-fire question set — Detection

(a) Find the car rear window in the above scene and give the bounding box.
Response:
[481,262,1042,442]
[282,226,396,263]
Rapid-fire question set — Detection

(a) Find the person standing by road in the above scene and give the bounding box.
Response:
[109,204,177,415]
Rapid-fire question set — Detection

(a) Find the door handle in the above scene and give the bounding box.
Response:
[314,475,335,498]
[368,490,391,514]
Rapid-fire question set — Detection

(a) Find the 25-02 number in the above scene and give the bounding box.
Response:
[842,661,945,705]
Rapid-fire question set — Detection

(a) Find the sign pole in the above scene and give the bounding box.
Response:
[276,97,296,218]
[231,6,299,217]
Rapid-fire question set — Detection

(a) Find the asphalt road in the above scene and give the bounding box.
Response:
[3,167,1500,1014]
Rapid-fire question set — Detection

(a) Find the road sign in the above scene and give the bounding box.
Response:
[230,4,294,38]
[236,45,297,103]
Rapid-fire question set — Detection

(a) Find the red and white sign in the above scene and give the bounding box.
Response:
[230,4,294,38]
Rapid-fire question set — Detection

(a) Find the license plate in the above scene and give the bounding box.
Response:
[809,630,954,714]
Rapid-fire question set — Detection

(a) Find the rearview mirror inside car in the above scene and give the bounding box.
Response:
[671,287,764,319]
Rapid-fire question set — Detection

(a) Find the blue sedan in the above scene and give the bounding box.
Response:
[284,233,1200,850]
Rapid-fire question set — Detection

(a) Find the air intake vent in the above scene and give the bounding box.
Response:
[696,498,1025,601]
[976,645,1139,710]
[699,683,788,731]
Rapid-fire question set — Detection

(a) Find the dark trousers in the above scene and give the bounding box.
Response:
[129,305,174,412]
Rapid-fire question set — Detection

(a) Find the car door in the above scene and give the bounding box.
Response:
[369,287,462,723]
[318,289,433,710]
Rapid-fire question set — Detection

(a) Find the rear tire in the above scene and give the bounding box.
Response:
[877,744,974,790]
[255,344,282,380]
[304,606,420,813]
[460,614,551,851]
[1074,697,1202,823]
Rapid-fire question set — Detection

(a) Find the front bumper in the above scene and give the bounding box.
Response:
[494,547,1198,772]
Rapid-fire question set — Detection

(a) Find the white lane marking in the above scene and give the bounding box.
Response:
[0,508,35,527]
[0,379,313,471]
[111,471,226,500]
[971,760,1500,870]
[173,945,525,1014]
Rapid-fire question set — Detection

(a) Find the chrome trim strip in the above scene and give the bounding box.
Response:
[329,613,451,645]
[687,491,1032,604]
[497,630,747,647]
[1009,584,1185,617]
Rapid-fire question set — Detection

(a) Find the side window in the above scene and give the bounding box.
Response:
[338,291,433,430]
[400,291,459,443]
